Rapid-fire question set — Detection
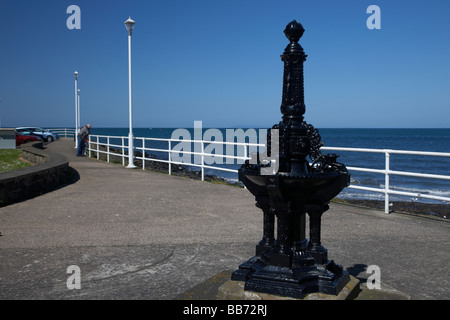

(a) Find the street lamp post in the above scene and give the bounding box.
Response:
[74,71,79,148]
[125,17,137,168]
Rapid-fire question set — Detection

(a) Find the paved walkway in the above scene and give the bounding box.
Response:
[0,138,449,300]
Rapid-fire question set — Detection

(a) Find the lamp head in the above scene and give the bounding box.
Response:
[124,17,135,34]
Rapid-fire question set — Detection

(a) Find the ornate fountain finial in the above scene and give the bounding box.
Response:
[282,20,306,58]
[284,20,304,44]
[280,20,307,119]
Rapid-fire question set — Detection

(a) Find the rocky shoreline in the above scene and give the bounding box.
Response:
[334,199,448,220]
[94,147,449,220]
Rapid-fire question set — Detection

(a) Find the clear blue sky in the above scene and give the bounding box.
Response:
[1,0,449,128]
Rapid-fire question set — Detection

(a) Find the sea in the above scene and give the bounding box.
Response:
[89,127,450,205]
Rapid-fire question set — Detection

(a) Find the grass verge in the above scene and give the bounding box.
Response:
[0,149,32,173]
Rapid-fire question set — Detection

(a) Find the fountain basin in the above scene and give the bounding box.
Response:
[240,165,349,205]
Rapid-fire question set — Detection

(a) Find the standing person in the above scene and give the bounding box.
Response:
[77,124,91,156]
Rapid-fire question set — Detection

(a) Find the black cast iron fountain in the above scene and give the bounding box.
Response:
[231,20,351,299]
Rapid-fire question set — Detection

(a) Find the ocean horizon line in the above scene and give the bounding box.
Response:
[44,126,450,130]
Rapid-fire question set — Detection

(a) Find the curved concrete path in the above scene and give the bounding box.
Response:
[0,138,448,299]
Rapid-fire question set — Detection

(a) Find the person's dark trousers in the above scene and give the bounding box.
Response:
[76,137,86,156]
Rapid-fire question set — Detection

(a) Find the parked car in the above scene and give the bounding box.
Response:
[15,130,43,146]
[16,127,59,142]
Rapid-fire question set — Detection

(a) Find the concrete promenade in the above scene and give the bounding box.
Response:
[0,138,448,300]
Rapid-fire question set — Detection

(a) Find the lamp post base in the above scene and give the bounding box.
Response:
[126,133,137,169]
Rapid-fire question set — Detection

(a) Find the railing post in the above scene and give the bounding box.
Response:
[89,136,91,158]
[385,151,390,213]
[244,144,248,189]
[107,136,110,163]
[168,140,172,175]
[142,137,145,170]
[201,141,205,181]
[122,137,125,166]
[96,137,100,159]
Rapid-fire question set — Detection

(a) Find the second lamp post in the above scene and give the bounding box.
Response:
[125,17,137,168]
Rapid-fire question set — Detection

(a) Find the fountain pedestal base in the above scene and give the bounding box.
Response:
[220,273,360,300]
[231,245,351,299]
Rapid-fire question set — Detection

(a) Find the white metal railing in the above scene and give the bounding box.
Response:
[46,128,76,138]
[322,147,450,213]
[86,133,450,214]
[88,134,264,182]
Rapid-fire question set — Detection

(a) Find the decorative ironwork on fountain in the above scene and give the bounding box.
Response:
[231,20,351,299]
